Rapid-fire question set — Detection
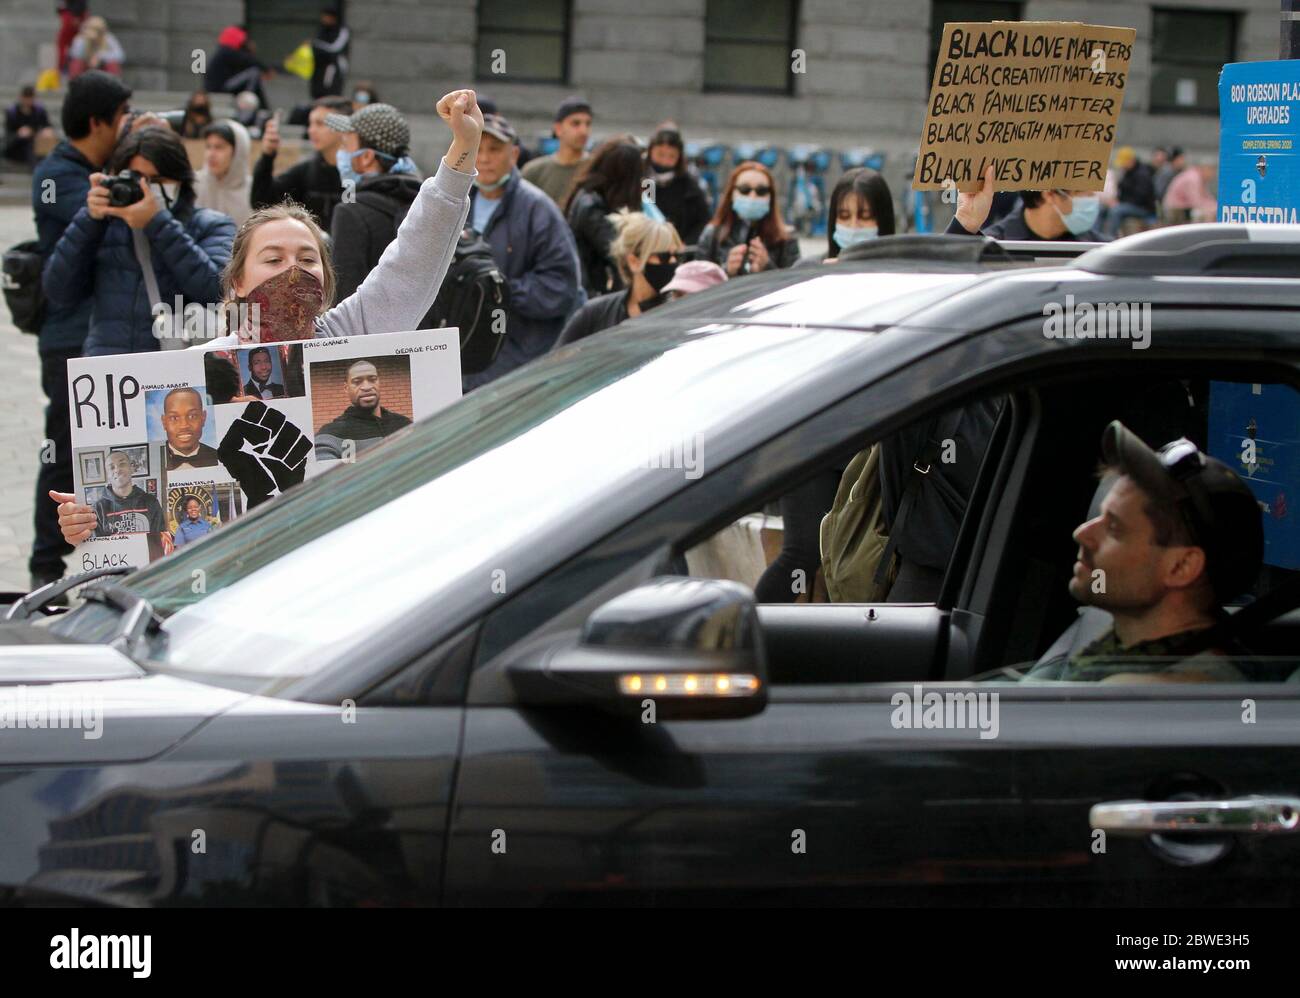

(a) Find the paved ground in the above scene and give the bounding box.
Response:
[0,202,56,593]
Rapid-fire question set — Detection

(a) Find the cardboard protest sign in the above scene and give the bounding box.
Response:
[68,329,461,573]
[913,21,1135,193]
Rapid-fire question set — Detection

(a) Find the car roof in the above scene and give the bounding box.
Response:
[653,225,1300,333]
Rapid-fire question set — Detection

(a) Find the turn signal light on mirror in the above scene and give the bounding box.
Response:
[618,674,761,697]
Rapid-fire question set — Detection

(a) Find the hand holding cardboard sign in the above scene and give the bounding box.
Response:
[218,401,312,509]
[953,165,997,234]
[50,490,96,546]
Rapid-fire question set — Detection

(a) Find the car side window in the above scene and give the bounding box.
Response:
[683,398,1006,607]
[981,373,1300,686]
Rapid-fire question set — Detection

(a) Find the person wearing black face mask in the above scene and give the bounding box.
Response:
[552,213,683,349]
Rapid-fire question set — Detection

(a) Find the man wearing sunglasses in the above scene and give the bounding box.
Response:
[1032,421,1264,682]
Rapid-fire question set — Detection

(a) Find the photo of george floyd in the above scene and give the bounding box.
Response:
[309,354,414,460]
[145,386,221,471]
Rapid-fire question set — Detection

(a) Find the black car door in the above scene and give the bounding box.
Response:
[442,336,1030,905]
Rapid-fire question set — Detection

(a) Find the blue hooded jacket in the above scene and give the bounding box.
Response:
[462,170,584,390]
[42,192,235,356]
[31,140,97,355]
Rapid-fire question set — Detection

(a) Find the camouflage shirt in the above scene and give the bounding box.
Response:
[1028,623,1247,682]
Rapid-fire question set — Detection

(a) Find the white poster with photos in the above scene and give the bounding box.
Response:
[68,328,461,571]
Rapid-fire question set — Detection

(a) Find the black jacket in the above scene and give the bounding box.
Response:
[251,151,344,230]
[553,289,630,349]
[566,188,621,297]
[243,378,286,399]
[653,171,711,245]
[318,404,411,447]
[206,45,266,93]
[330,171,423,301]
[1117,163,1157,213]
[944,207,1106,242]
[310,23,350,98]
[697,220,801,274]
[165,442,221,471]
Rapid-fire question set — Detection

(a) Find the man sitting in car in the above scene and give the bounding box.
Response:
[1028,421,1263,683]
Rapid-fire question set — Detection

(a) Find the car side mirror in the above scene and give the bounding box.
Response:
[508,577,768,720]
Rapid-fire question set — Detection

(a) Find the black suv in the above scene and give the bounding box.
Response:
[3,224,1300,906]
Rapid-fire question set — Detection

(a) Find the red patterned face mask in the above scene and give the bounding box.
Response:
[238,265,325,343]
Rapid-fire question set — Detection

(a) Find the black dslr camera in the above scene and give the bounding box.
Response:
[97,169,147,207]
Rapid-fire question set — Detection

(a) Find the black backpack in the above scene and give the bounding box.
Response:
[426,228,510,374]
[2,240,46,335]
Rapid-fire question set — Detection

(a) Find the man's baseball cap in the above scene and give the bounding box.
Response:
[481,112,517,145]
[663,260,727,296]
[555,95,592,122]
[1102,420,1264,600]
[324,102,410,158]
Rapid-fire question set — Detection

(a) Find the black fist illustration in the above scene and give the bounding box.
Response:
[218,401,312,509]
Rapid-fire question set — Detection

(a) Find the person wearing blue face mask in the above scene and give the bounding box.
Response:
[948,165,1110,242]
[325,102,426,301]
[823,167,896,262]
[697,161,800,276]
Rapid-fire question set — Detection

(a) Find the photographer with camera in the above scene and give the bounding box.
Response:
[27,70,131,590]
[42,125,236,356]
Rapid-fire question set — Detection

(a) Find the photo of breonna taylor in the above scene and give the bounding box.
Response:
[312,357,413,460]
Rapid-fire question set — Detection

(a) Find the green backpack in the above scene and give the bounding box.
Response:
[818,444,897,603]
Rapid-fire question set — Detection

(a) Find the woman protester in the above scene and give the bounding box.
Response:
[52,89,484,544]
[647,124,711,246]
[564,136,645,297]
[752,168,895,603]
[194,119,253,226]
[42,124,235,356]
[697,160,799,277]
[822,166,895,261]
[553,212,683,348]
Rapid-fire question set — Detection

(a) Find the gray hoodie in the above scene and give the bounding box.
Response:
[315,159,473,339]
[193,118,254,227]
[201,158,474,349]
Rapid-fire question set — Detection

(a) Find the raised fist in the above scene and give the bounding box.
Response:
[218,401,312,508]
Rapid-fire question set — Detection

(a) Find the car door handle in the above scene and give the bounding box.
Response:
[1090,796,1300,835]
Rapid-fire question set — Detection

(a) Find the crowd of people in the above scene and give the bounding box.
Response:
[6,17,1225,596]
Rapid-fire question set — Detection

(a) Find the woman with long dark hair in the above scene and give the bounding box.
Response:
[753,169,897,603]
[564,136,645,296]
[696,160,799,276]
[824,167,895,260]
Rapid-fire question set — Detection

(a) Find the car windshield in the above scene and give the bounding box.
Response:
[51,319,882,682]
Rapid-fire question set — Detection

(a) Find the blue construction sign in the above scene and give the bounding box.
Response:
[1211,62,1300,569]
[1217,61,1300,223]
[1207,382,1300,570]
